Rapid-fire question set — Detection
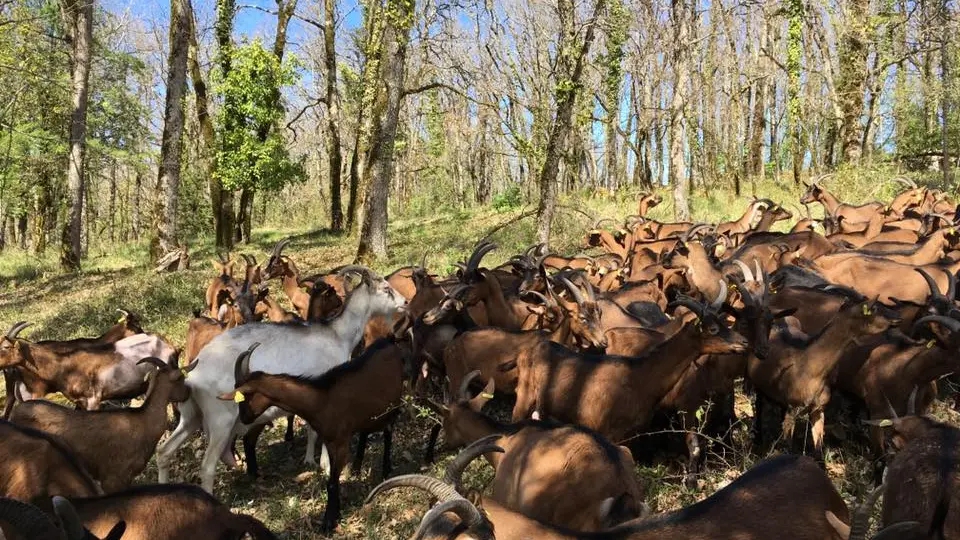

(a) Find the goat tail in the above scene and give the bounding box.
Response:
[231,513,279,540]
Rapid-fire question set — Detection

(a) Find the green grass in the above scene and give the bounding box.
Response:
[0,172,949,538]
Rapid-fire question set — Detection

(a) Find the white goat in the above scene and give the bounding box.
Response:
[156,266,406,493]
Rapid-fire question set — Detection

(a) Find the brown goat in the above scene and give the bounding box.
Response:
[10,358,193,492]
[428,382,645,531]
[220,338,408,532]
[512,289,749,442]
[204,253,235,317]
[0,420,101,505]
[368,453,849,540]
[66,483,277,539]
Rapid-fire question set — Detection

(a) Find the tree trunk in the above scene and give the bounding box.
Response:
[837,0,869,164]
[324,0,344,231]
[59,0,93,271]
[153,0,190,259]
[131,170,141,239]
[357,0,413,261]
[535,0,605,245]
[234,188,253,243]
[214,0,236,249]
[108,160,116,243]
[186,0,225,247]
[670,0,691,221]
[941,0,953,184]
[347,0,383,231]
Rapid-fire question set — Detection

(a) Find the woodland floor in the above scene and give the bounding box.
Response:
[1,184,955,538]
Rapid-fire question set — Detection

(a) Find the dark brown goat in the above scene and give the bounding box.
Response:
[220,339,408,532]
[66,483,277,539]
[0,420,101,505]
[511,288,749,442]
[367,453,849,540]
[10,358,194,492]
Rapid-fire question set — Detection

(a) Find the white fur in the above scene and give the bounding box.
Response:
[156,278,405,493]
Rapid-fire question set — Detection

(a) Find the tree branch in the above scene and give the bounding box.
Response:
[286,96,327,131]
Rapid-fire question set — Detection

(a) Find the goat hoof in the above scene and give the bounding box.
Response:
[683,474,698,489]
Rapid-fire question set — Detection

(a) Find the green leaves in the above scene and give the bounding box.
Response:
[212,39,305,192]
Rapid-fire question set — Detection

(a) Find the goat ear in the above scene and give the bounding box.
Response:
[772,308,798,319]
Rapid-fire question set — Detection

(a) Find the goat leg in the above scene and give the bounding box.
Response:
[424,424,442,464]
[381,427,393,478]
[2,369,17,419]
[320,442,348,533]
[351,433,368,478]
[242,425,267,477]
[284,414,295,441]
[751,392,764,453]
[683,431,703,489]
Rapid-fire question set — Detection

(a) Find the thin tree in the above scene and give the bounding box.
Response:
[670,0,692,220]
[153,0,190,257]
[59,0,94,271]
[535,0,606,246]
[214,0,236,249]
[324,0,344,231]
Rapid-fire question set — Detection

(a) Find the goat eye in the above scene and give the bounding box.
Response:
[707,325,720,335]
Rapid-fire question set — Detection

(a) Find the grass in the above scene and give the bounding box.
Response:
[0,173,951,538]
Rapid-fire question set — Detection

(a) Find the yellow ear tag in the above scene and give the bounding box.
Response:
[927,340,936,349]
[180,368,189,378]
[950,227,956,235]
[862,304,872,316]
[878,419,893,427]
[715,244,726,256]
[117,316,125,323]
[729,283,738,291]
[480,392,494,399]
[233,392,245,403]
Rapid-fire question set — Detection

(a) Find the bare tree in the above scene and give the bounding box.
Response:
[152,0,190,257]
[356,0,414,261]
[324,0,344,231]
[535,0,606,245]
[670,0,692,220]
[59,0,94,271]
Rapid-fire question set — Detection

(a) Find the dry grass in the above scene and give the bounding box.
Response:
[0,178,949,538]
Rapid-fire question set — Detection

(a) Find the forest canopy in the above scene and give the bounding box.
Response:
[0,0,956,267]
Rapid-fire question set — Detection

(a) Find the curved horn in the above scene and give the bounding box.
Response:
[813,173,835,185]
[182,358,200,373]
[593,217,617,229]
[668,294,705,319]
[271,237,290,259]
[218,252,230,264]
[520,290,552,306]
[847,484,886,540]
[733,260,754,282]
[136,357,168,370]
[912,315,960,335]
[414,499,487,540]
[711,279,728,311]
[892,176,918,189]
[234,342,261,383]
[681,223,711,243]
[53,495,87,540]
[442,434,504,488]
[907,386,918,415]
[881,389,899,419]
[366,474,465,506]
[458,370,482,402]
[241,254,257,267]
[4,321,30,340]
[948,271,957,300]
[915,268,944,297]
[116,308,130,320]
[560,277,587,305]
[465,241,498,274]
[754,260,764,287]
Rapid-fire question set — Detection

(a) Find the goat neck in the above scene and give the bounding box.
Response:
[328,284,382,348]
[475,270,521,330]
[797,304,893,382]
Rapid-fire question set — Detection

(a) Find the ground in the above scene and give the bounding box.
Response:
[0,182,952,538]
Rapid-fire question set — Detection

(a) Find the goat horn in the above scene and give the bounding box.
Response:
[813,173,835,185]
[116,308,130,320]
[234,342,261,383]
[458,370,481,402]
[847,484,886,540]
[892,176,918,189]
[593,217,617,229]
[136,357,168,370]
[465,241,498,274]
[442,434,504,489]
[560,277,587,305]
[182,358,199,373]
[754,260,764,287]
[681,223,711,243]
[241,254,256,266]
[53,495,87,540]
[711,279,728,311]
[271,238,290,258]
[419,252,428,269]
[520,290,551,306]
[668,295,706,319]
[4,321,30,340]
[907,386,918,415]
[414,499,486,540]
[948,272,957,300]
[733,260,754,282]
[913,315,960,335]
[881,389,899,419]
[366,474,464,506]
